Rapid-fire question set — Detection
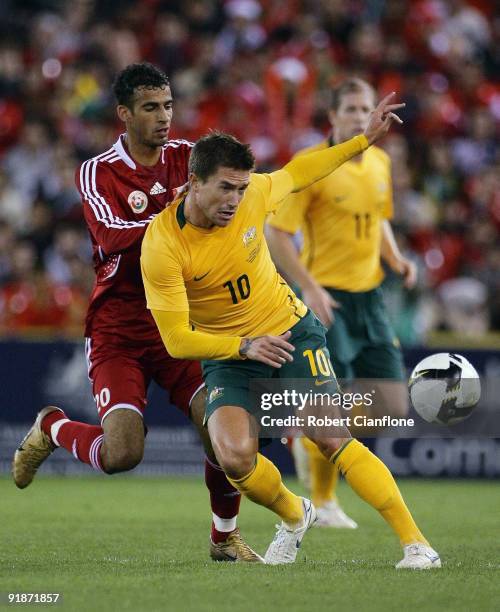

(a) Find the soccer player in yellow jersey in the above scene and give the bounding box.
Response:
[266,78,418,530]
[141,93,441,568]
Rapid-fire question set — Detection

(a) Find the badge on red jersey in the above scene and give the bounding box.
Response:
[128,190,148,214]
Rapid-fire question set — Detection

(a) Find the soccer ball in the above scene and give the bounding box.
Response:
[409,353,481,425]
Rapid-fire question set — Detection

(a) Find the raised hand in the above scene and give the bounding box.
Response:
[364,92,405,145]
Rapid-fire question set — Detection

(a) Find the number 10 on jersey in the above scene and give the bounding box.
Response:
[223,274,251,304]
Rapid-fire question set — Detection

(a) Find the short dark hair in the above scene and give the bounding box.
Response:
[331,77,376,110]
[189,132,255,182]
[112,62,170,108]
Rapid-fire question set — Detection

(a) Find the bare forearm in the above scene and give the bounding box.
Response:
[380,220,403,265]
[380,220,417,288]
[266,226,317,290]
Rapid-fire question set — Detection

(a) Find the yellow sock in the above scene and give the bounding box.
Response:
[302,438,339,507]
[227,453,304,526]
[332,440,429,546]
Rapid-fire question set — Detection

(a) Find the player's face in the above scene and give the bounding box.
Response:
[193,167,251,227]
[120,86,173,148]
[329,91,375,142]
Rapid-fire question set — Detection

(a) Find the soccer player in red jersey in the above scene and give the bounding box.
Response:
[12,63,261,563]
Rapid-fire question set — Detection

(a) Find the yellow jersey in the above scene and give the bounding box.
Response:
[267,139,393,292]
[141,171,307,338]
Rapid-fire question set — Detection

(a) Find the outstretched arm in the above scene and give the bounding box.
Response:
[264,93,405,208]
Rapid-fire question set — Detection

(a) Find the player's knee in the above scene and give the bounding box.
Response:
[312,437,348,459]
[102,446,143,474]
[101,409,145,473]
[212,438,255,479]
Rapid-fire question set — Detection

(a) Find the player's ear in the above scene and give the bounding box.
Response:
[188,172,199,192]
[328,109,337,128]
[116,104,132,123]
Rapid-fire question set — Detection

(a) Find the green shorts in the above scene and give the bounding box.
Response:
[202,309,338,421]
[324,286,404,380]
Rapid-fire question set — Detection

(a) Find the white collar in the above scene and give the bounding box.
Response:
[112,134,136,170]
[112,134,167,169]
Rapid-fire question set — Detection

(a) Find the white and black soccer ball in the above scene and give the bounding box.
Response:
[409,353,481,425]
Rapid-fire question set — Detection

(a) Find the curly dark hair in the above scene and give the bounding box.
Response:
[189,132,255,181]
[112,62,170,108]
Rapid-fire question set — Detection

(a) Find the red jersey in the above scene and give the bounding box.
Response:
[76,135,192,343]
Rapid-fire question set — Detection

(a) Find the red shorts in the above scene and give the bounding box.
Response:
[85,336,204,422]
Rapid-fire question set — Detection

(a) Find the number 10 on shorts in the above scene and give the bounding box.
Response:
[303,348,335,377]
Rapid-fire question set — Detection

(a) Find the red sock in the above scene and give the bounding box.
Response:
[205,456,241,543]
[42,410,104,472]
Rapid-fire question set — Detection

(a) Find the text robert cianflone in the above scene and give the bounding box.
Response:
[260,415,415,428]
[260,390,373,411]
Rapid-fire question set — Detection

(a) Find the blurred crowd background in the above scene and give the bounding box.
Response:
[0,0,498,345]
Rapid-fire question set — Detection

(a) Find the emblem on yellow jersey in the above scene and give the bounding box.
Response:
[242,226,257,247]
[128,190,148,213]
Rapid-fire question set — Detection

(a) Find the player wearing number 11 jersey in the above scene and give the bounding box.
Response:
[266,78,418,530]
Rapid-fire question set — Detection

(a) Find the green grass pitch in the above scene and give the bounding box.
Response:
[1,476,499,611]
